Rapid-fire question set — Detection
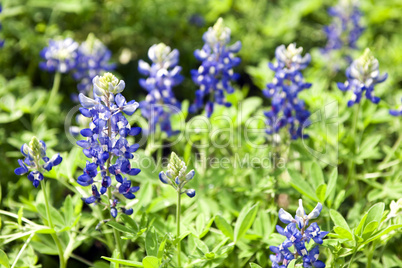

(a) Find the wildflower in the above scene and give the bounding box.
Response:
[77,72,141,218]
[39,38,79,73]
[190,18,241,117]
[337,48,388,107]
[159,152,196,197]
[263,43,312,139]
[72,33,116,97]
[322,0,364,56]
[14,137,62,188]
[138,43,182,136]
[389,98,402,116]
[269,199,327,268]
[0,5,4,47]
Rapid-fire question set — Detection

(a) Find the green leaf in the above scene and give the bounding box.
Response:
[362,221,379,236]
[363,224,402,244]
[63,195,73,226]
[101,257,143,267]
[234,203,259,243]
[215,215,234,240]
[250,263,262,268]
[333,226,353,240]
[355,213,368,236]
[145,227,158,257]
[333,190,345,210]
[157,235,167,263]
[142,256,159,268]
[0,249,10,268]
[311,162,325,189]
[287,259,296,268]
[316,184,327,203]
[287,169,318,202]
[330,209,351,232]
[363,203,384,234]
[107,221,133,234]
[119,214,138,233]
[325,168,338,201]
[17,207,23,226]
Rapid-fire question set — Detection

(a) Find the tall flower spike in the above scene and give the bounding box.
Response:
[72,33,116,98]
[159,152,196,198]
[77,72,142,218]
[14,137,62,188]
[322,0,364,57]
[270,200,327,268]
[39,38,79,73]
[263,43,312,140]
[190,18,241,117]
[337,48,388,107]
[138,43,183,136]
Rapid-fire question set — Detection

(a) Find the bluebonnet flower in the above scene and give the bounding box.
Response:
[190,18,241,117]
[263,43,312,140]
[0,5,4,48]
[269,200,328,268]
[14,137,62,188]
[39,38,79,73]
[159,152,196,198]
[389,98,402,116]
[138,43,183,137]
[337,48,388,107]
[77,72,142,218]
[322,0,364,57]
[72,34,116,97]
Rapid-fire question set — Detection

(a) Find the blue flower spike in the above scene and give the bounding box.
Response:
[263,43,312,140]
[389,98,402,116]
[270,199,327,268]
[322,0,364,55]
[39,38,79,73]
[337,48,387,107]
[139,43,183,137]
[14,137,63,188]
[159,152,196,198]
[190,17,241,117]
[73,33,115,97]
[77,72,141,218]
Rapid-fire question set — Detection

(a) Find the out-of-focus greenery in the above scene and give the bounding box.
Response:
[1,0,402,267]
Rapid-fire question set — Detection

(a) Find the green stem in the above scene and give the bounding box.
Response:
[367,241,377,268]
[348,249,358,268]
[176,190,182,267]
[41,180,66,268]
[47,72,62,108]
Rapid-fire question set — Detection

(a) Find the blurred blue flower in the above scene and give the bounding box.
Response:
[270,199,327,268]
[389,98,402,116]
[190,18,241,117]
[322,0,364,56]
[72,33,116,97]
[39,38,79,73]
[77,73,141,218]
[138,43,183,137]
[14,137,62,188]
[337,48,387,107]
[263,43,312,140]
[0,5,4,48]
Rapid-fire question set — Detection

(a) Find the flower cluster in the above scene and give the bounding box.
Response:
[76,72,141,218]
[263,43,312,140]
[159,152,196,198]
[190,18,241,117]
[39,35,115,96]
[138,43,183,136]
[73,33,116,97]
[389,98,402,117]
[14,137,62,188]
[270,200,328,268]
[337,48,388,107]
[322,0,364,56]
